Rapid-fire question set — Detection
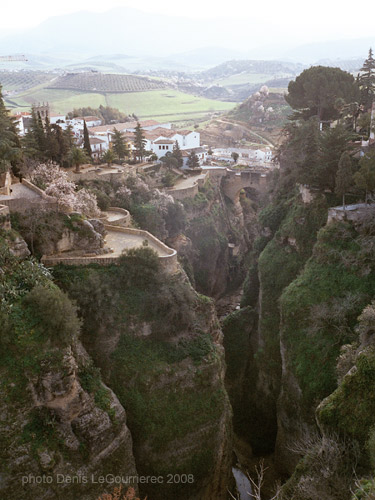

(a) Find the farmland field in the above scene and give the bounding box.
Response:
[0,71,54,91]
[5,87,235,121]
[48,72,165,92]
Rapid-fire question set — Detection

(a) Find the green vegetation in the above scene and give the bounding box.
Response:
[6,87,234,121]
[281,220,375,405]
[52,248,226,499]
[257,194,328,376]
[286,66,360,121]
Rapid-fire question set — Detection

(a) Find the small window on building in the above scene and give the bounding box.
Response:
[159,145,162,150]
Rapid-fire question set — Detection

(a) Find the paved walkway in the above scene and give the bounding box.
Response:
[103,210,125,222]
[0,183,41,201]
[103,228,169,257]
[169,173,206,191]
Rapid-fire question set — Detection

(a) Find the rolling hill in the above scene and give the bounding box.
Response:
[47,72,166,93]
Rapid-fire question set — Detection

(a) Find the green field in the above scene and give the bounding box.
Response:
[214,72,272,86]
[5,87,234,121]
[213,72,293,88]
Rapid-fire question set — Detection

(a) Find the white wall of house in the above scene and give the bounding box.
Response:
[181,132,200,149]
[152,141,174,159]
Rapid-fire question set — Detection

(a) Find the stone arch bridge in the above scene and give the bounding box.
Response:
[221,168,272,205]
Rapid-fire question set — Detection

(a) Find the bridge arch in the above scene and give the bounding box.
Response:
[221,169,270,205]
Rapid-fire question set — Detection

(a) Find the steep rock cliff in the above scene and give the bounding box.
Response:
[53,250,233,500]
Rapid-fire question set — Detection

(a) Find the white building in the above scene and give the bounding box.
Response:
[181,148,207,168]
[75,116,103,128]
[144,128,201,159]
[89,137,107,159]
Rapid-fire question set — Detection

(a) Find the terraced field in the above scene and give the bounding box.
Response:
[0,71,54,91]
[48,72,165,93]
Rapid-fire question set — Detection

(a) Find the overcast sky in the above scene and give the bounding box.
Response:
[1,0,375,44]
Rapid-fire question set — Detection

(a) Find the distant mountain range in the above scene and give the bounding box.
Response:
[0,6,374,71]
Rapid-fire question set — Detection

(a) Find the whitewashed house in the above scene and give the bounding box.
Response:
[89,137,107,159]
[75,116,103,127]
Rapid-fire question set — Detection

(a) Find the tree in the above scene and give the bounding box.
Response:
[335,152,353,209]
[70,147,89,173]
[172,141,183,168]
[160,152,178,170]
[187,150,200,169]
[44,116,60,162]
[231,152,239,163]
[285,66,360,121]
[23,107,47,160]
[83,121,92,158]
[133,122,146,162]
[30,163,99,216]
[112,128,127,159]
[354,151,375,204]
[359,48,375,111]
[0,85,22,174]
[102,149,116,166]
[317,125,351,192]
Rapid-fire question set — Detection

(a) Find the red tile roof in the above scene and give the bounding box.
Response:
[154,139,175,144]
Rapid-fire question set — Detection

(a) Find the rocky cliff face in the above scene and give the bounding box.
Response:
[53,255,233,500]
[1,342,137,500]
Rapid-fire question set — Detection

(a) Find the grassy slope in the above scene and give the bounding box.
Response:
[213,72,273,86]
[6,86,234,120]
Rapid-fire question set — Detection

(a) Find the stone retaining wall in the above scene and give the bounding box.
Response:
[0,197,58,213]
[99,207,131,227]
[168,172,208,201]
[41,225,178,274]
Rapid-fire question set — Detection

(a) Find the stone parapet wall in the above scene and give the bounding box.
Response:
[169,183,199,200]
[41,225,178,274]
[99,207,131,227]
[0,197,58,213]
[168,172,208,201]
[104,224,178,273]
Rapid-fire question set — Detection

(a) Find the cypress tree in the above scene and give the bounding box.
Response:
[83,120,92,158]
[134,122,146,162]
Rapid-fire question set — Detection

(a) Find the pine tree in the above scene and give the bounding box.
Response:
[23,107,46,159]
[83,120,92,158]
[53,124,70,166]
[187,150,200,170]
[0,85,21,174]
[133,122,146,162]
[354,151,375,204]
[335,152,353,209]
[359,48,375,111]
[172,141,183,168]
[112,128,127,159]
[63,124,75,150]
[44,115,59,162]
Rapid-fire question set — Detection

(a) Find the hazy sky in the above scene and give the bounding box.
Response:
[1,0,375,43]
